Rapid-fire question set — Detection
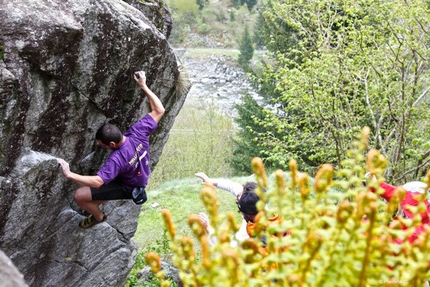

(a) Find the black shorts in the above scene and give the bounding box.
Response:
[91,179,132,201]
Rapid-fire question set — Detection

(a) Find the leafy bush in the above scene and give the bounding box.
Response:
[146,127,430,286]
[239,0,430,182]
[195,19,211,35]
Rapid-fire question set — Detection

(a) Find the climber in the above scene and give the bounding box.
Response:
[57,70,165,228]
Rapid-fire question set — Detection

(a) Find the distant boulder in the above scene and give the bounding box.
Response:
[137,261,183,287]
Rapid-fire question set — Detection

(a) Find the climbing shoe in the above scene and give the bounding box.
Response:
[78,214,107,229]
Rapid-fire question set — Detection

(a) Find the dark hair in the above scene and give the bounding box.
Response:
[243,182,257,194]
[95,123,123,145]
[237,191,259,215]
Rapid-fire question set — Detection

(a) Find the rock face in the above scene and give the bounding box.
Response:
[0,0,189,286]
[0,250,28,287]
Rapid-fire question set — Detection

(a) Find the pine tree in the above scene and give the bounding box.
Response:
[230,10,235,22]
[196,0,209,10]
[230,0,241,8]
[253,10,265,50]
[231,94,270,174]
[243,0,257,10]
[238,25,254,70]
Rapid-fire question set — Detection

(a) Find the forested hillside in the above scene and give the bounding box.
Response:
[230,0,430,184]
[165,0,259,48]
[162,0,430,184]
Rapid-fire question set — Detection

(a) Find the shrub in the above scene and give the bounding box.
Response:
[146,127,430,286]
[195,20,211,35]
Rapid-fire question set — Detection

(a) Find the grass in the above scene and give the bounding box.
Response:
[128,175,252,285]
[181,47,240,58]
[132,175,255,252]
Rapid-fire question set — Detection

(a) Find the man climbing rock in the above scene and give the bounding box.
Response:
[57,70,165,228]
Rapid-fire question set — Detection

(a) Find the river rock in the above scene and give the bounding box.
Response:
[176,51,261,117]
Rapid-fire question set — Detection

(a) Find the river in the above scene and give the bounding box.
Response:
[175,48,262,118]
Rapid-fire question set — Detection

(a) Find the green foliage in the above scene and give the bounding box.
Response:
[149,128,430,286]
[0,46,4,60]
[243,0,257,11]
[147,100,235,190]
[166,0,198,16]
[134,175,247,251]
[126,233,173,287]
[146,232,172,259]
[230,0,258,10]
[237,0,430,183]
[231,93,278,174]
[166,0,258,48]
[195,19,211,35]
[196,0,209,10]
[238,25,254,69]
[126,252,147,287]
[131,174,250,285]
[252,11,265,50]
[230,0,240,8]
[229,10,235,22]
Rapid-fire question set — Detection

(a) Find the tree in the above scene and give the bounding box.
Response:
[238,25,254,70]
[230,0,240,8]
[253,10,265,50]
[243,0,257,11]
[229,9,235,21]
[231,94,277,174]
[196,0,209,10]
[235,0,430,183]
[230,0,258,11]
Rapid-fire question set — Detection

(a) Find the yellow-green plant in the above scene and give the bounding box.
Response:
[148,127,430,286]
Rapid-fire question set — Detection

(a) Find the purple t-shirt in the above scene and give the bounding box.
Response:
[97,114,158,190]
